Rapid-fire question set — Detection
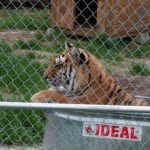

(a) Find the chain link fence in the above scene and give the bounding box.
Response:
[0,0,150,149]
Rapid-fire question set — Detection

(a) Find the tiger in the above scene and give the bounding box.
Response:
[31,42,149,106]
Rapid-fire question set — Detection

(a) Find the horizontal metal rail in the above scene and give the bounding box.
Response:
[0,102,149,113]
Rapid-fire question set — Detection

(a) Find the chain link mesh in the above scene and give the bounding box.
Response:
[0,0,150,149]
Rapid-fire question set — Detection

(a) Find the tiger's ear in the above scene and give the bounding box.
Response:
[65,41,74,50]
[65,41,79,56]
[65,42,89,64]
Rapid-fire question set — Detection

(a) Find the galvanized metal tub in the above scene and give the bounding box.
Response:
[43,96,150,150]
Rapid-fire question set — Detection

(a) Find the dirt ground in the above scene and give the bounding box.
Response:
[0,30,36,43]
[0,145,42,150]
[116,75,150,97]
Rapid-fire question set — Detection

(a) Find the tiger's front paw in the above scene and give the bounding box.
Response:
[31,93,45,103]
[31,90,55,103]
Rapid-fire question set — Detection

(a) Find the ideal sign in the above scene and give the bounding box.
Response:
[82,123,142,141]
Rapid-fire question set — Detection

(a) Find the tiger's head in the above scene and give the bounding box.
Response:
[44,42,104,96]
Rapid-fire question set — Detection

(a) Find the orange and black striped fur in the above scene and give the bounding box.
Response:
[31,42,149,106]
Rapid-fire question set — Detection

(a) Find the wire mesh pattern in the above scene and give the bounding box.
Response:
[0,0,150,149]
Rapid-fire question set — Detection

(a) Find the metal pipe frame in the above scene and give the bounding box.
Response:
[0,102,149,113]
